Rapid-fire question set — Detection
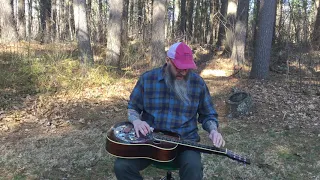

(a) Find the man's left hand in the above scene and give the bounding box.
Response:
[209,130,225,148]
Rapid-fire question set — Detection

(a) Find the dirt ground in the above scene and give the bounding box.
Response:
[0,54,319,180]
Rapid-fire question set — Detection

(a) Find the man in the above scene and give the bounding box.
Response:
[114,42,225,180]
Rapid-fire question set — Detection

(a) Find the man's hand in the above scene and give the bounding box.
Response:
[132,120,152,138]
[209,129,225,148]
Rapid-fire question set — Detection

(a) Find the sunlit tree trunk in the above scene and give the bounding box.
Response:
[203,0,210,44]
[216,0,228,48]
[230,0,249,67]
[60,0,68,40]
[205,0,211,44]
[106,0,124,67]
[151,0,166,67]
[275,0,283,45]
[174,0,180,38]
[167,0,175,41]
[120,0,129,68]
[302,1,308,45]
[25,0,31,40]
[55,0,62,42]
[250,0,276,79]
[0,0,18,43]
[209,0,215,44]
[97,0,104,43]
[312,0,320,50]
[73,0,94,65]
[68,0,74,41]
[137,0,143,39]
[16,0,26,40]
[129,0,134,36]
[225,0,237,51]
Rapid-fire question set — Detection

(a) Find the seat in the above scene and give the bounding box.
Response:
[152,161,179,180]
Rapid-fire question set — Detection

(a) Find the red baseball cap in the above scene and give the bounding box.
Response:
[167,42,197,69]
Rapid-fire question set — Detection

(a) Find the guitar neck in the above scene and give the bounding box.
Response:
[153,134,227,155]
[153,133,251,164]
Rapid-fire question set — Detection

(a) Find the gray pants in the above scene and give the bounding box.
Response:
[114,150,203,180]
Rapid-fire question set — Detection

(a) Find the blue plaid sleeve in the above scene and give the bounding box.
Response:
[128,76,144,113]
[198,81,219,130]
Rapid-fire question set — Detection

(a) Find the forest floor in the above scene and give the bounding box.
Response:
[0,43,319,180]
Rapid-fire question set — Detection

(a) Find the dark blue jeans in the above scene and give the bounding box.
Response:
[114,150,203,180]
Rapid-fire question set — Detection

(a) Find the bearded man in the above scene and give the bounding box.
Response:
[114,42,225,180]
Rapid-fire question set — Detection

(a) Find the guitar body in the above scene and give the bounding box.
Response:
[106,122,180,162]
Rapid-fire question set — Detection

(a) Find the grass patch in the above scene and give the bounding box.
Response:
[0,44,122,96]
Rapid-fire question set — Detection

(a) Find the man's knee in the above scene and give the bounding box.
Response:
[179,150,203,176]
[182,160,202,172]
[114,158,130,174]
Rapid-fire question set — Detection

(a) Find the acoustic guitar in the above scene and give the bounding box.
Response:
[106,122,250,164]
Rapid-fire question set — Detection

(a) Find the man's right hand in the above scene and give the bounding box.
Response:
[132,120,152,138]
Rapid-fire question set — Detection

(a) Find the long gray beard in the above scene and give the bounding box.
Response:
[164,65,191,105]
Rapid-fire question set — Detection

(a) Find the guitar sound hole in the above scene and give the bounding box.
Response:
[153,140,161,144]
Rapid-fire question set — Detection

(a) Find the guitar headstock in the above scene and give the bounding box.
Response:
[226,150,251,165]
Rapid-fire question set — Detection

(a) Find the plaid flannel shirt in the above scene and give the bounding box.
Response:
[128,65,219,141]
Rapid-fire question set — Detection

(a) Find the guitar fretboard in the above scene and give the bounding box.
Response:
[153,133,226,154]
[152,133,251,164]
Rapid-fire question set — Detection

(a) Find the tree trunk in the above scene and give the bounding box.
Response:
[186,0,194,40]
[252,0,260,47]
[230,0,249,67]
[39,0,52,43]
[31,0,40,38]
[138,0,143,39]
[137,0,141,37]
[174,0,180,38]
[25,0,32,41]
[180,0,186,37]
[17,0,26,40]
[106,0,124,67]
[151,0,166,67]
[129,0,134,36]
[60,0,68,40]
[170,0,176,40]
[276,0,283,45]
[68,0,74,41]
[250,0,276,79]
[216,0,228,48]
[144,0,153,45]
[97,0,104,43]
[52,0,57,42]
[0,0,18,42]
[209,0,215,44]
[194,0,201,43]
[225,0,237,51]
[302,1,308,45]
[120,0,129,68]
[312,0,320,50]
[73,0,94,65]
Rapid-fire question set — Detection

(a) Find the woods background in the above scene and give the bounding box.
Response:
[0,0,319,80]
